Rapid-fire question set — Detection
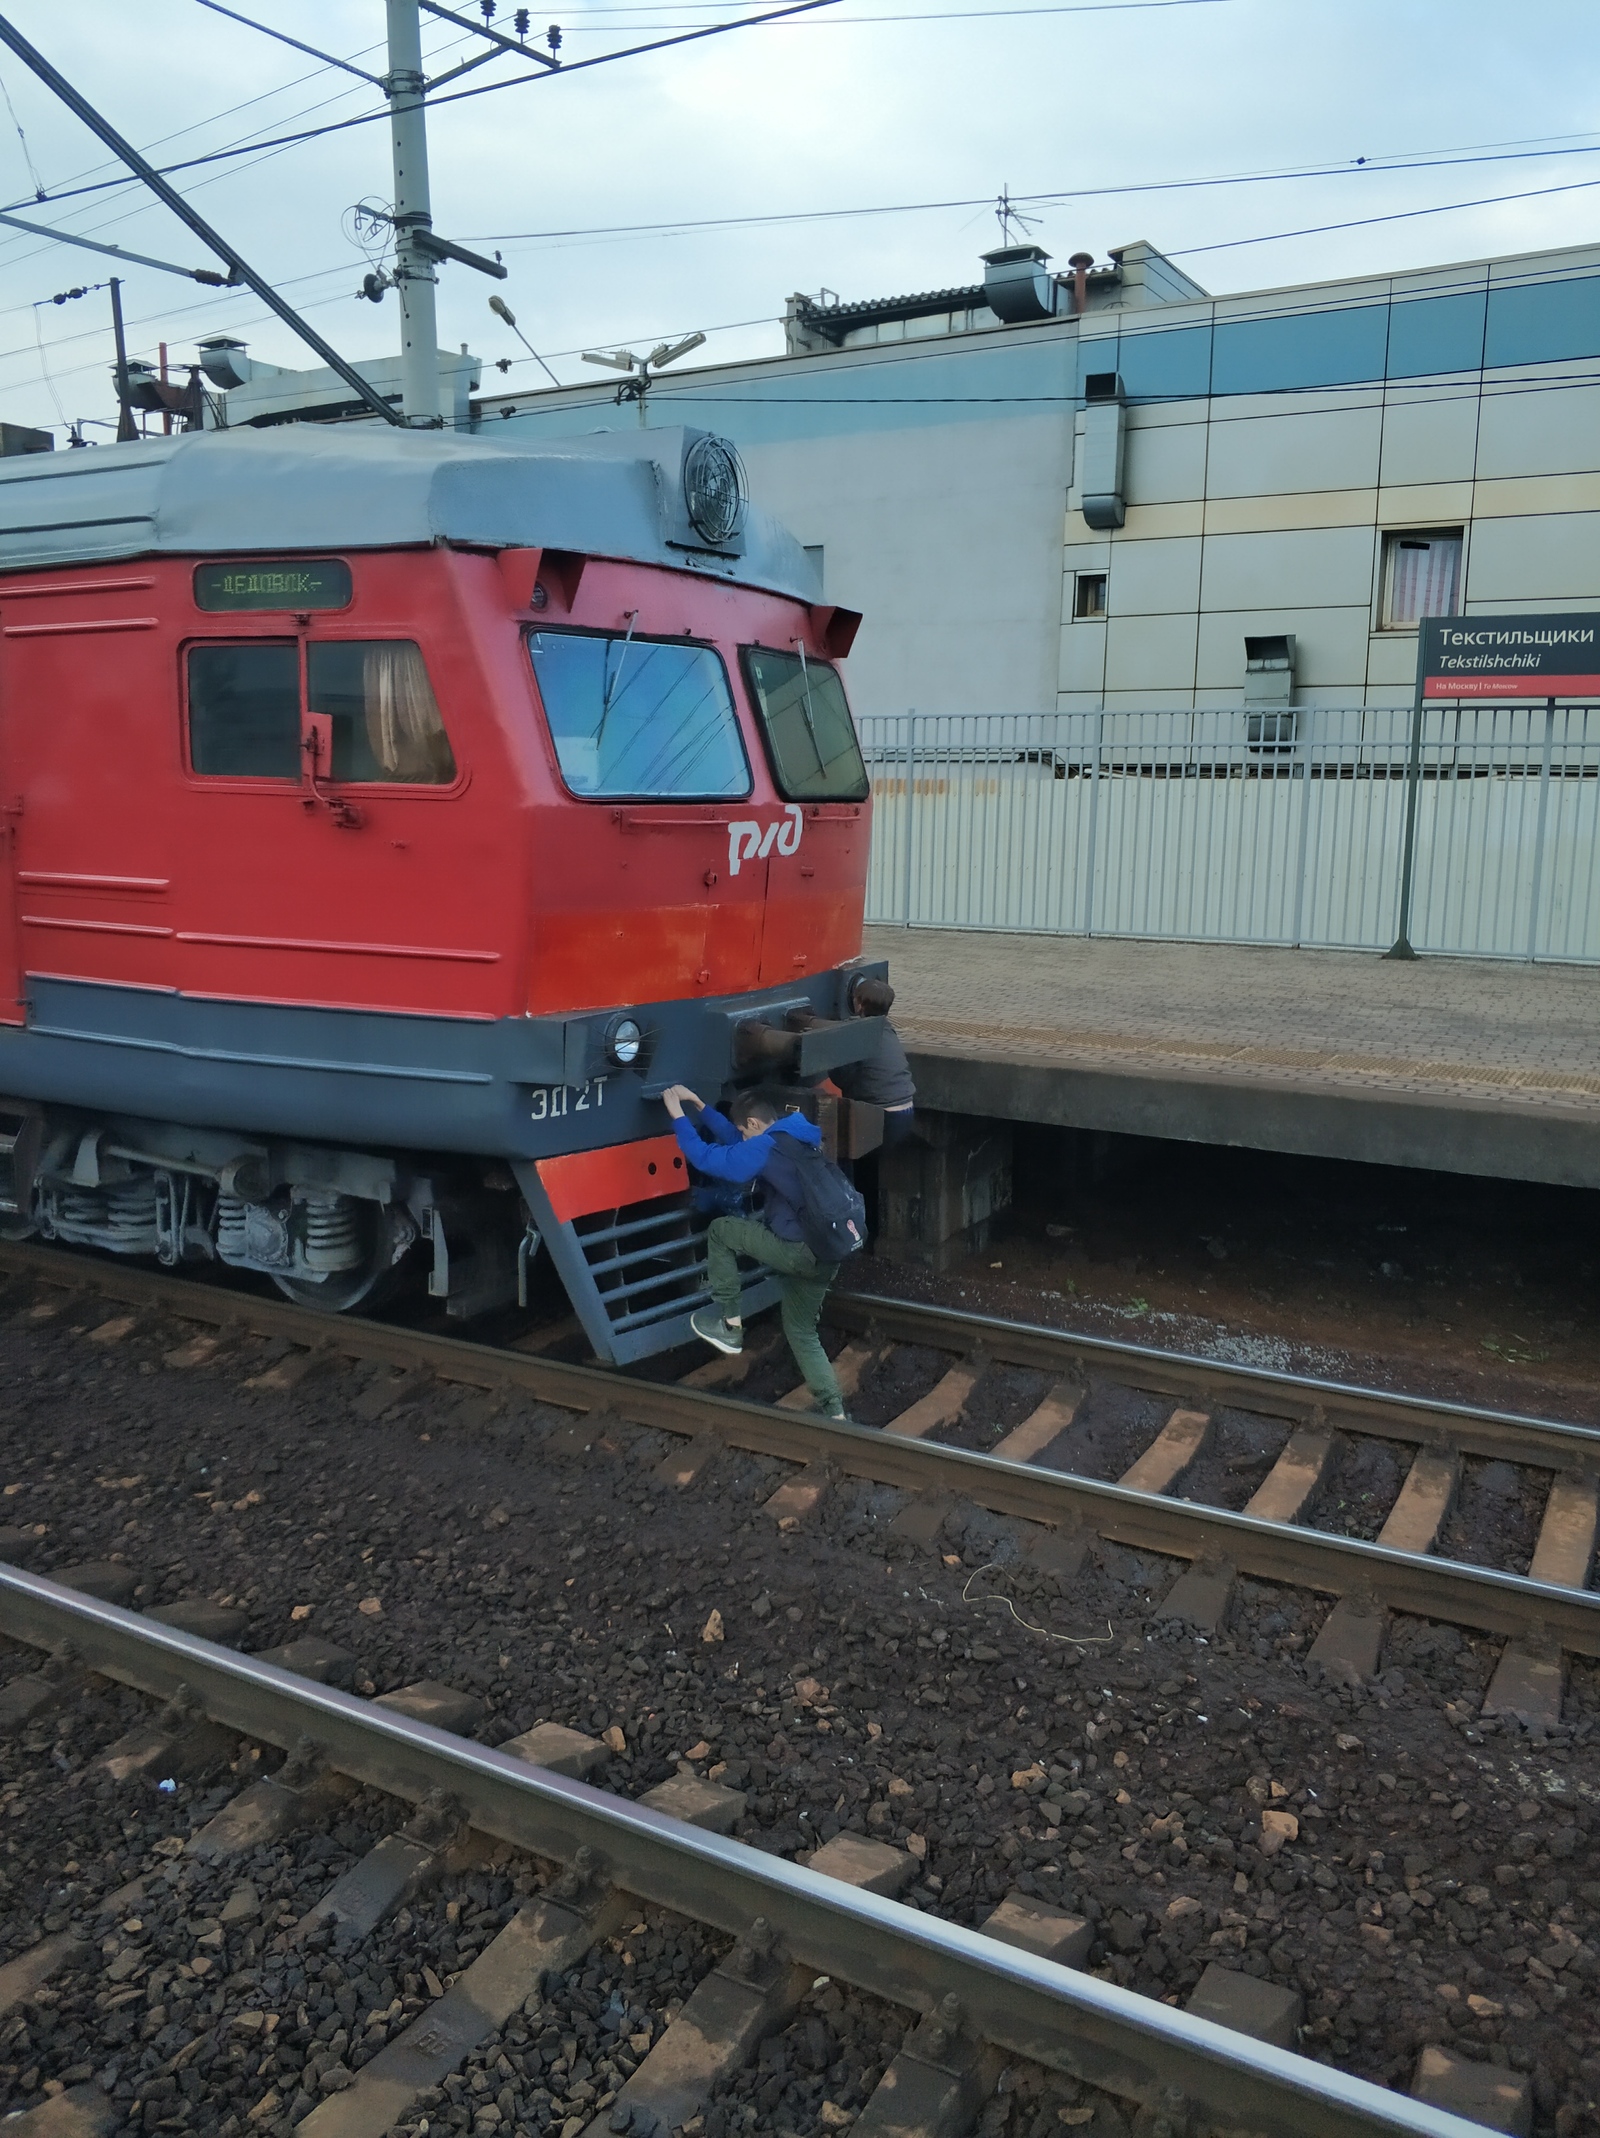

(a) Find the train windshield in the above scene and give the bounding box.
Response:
[528,631,750,800]
[741,648,869,802]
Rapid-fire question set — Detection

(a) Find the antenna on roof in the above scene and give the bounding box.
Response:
[995,185,1041,247]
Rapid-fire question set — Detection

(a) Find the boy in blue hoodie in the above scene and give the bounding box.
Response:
[662,1083,846,1420]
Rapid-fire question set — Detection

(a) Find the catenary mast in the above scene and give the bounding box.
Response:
[385,1,442,426]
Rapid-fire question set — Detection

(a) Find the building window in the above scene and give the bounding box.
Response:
[1381,529,1463,630]
[1074,572,1108,620]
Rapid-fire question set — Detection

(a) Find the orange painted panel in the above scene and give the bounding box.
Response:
[537,1133,690,1222]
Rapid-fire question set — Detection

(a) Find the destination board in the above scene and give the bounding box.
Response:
[194,560,352,612]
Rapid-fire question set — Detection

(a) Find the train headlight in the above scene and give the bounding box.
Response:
[607,1015,643,1067]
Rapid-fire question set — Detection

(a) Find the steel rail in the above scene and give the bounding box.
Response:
[831,1291,1600,1470]
[0,1564,1484,2138]
[2,1242,1597,1651]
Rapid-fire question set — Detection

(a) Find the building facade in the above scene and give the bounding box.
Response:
[467,234,1600,722]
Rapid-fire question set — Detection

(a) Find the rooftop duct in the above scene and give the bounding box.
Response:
[981,244,1062,324]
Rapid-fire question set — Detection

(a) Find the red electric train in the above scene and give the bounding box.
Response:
[0,422,886,1361]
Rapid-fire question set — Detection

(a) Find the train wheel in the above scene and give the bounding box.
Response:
[270,1204,409,1315]
[0,1212,37,1242]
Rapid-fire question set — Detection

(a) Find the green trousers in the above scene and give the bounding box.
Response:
[706,1215,841,1410]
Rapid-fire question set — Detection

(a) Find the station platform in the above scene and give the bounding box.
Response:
[865,926,1600,1188]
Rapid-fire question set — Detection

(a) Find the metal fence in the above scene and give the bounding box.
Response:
[858,706,1600,961]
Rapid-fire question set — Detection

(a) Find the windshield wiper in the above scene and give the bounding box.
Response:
[596,610,640,753]
[791,637,823,765]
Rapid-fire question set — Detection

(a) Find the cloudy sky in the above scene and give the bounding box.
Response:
[0,0,1595,435]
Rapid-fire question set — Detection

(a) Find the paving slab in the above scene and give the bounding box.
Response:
[638,1772,747,1833]
[1155,1561,1235,1633]
[1378,1449,1458,1554]
[806,1831,917,1897]
[578,1933,809,2138]
[1244,1426,1333,1523]
[251,1636,358,1686]
[1186,1962,1302,2049]
[374,1680,486,1734]
[0,1524,41,1565]
[883,1364,980,1440]
[3,2087,119,2136]
[764,1462,833,1524]
[52,1559,137,1604]
[1530,1473,1600,1587]
[656,1434,721,1489]
[1481,1644,1566,1729]
[886,1494,957,1548]
[94,1715,235,1783]
[1024,1524,1090,1580]
[1307,1601,1385,1684]
[979,1891,1091,1967]
[991,1382,1079,1463]
[1118,1408,1210,1495]
[503,1720,608,1779]
[145,1599,248,1642]
[0,1667,77,1734]
[289,1831,441,1943]
[187,1771,353,1861]
[0,1932,90,2019]
[1411,2046,1532,2136]
[301,1887,629,2138]
[852,2003,1003,2138]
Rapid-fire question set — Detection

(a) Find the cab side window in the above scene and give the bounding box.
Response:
[187,642,300,778]
[308,641,456,785]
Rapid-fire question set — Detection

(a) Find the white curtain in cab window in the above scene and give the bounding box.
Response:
[364,642,454,780]
[1387,535,1462,627]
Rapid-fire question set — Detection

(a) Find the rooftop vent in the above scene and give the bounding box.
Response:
[981,244,1062,325]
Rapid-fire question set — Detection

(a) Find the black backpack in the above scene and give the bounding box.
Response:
[786,1140,868,1263]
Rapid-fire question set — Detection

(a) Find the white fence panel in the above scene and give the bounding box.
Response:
[858,706,1600,962]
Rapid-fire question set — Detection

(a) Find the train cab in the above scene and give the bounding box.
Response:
[0,422,887,1360]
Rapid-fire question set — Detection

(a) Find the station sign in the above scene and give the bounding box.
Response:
[1420,612,1600,698]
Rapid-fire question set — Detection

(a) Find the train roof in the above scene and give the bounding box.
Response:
[0,422,823,603]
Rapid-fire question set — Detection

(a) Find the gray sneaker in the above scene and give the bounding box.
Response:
[691,1306,743,1356]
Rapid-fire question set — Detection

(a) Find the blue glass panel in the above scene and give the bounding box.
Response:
[1485,275,1600,369]
[528,631,750,799]
[1386,291,1486,378]
[1212,304,1388,395]
[1114,323,1213,402]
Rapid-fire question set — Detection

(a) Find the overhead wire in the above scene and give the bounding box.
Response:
[0,65,44,199]
[4,3,1600,417]
[0,0,840,222]
[0,17,476,273]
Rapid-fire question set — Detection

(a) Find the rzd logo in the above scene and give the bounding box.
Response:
[727,803,803,875]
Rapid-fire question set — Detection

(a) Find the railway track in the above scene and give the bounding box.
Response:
[2,1238,1597,1731]
[0,1561,1495,2138]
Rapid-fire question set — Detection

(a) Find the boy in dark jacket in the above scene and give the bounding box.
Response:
[663,1083,846,1419]
[829,975,916,1147]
